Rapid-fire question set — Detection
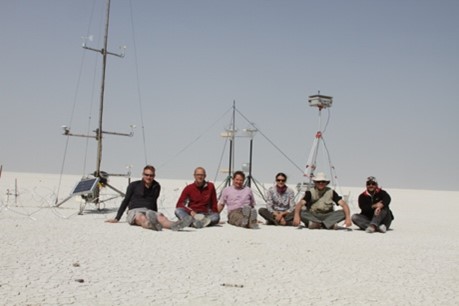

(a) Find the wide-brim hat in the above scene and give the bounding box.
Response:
[312,172,330,183]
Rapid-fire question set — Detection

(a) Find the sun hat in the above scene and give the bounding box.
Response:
[312,172,330,183]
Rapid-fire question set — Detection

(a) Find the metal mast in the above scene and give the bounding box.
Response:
[59,0,133,212]
[230,100,236,176]
[74,0,129,178]
[95,0,111,177]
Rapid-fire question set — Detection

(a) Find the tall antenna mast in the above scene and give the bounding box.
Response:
[95,0,111,177]
[83,0,128,177]
[62,0,131,176]
[58,0,134,212]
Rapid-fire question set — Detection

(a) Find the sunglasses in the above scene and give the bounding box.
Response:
[143,173,155,177]
[316,181,328,184]
[366,181,377,186]
[276,179,286,182]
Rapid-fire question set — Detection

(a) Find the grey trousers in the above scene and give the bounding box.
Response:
[300,210,345,229]
[228,207,257,228]
[258,207,294,225]
[175,207,220,226]
[126,208,157,225]
[352,209,392,230]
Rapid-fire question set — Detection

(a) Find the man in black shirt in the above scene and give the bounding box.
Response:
[352,176,393,233]
[106,165,192,231]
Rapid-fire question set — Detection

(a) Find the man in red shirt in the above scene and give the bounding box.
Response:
[175,167,220,228]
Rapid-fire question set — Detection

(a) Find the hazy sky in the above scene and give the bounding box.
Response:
[1,0,458,191]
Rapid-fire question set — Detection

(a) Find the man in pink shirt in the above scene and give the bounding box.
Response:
[218,171,258,229]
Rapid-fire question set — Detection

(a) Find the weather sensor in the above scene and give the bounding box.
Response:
[308,94,333,109]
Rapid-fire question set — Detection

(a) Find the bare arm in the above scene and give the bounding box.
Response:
[338,199,352,227]
[292,199,305,226]
[108,182,134,222]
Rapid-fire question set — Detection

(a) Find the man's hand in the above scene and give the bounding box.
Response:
[105,218,118,223]
[344,218,352,227]
[274,212,283,223]
[374,201,384,215]
[292,215,301,227]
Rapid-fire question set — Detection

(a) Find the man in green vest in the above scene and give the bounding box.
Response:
[293,172,352,229]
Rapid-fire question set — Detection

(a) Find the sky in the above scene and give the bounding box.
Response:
[1,0,458,191]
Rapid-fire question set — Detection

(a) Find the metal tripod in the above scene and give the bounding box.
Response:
[303,94,340,190]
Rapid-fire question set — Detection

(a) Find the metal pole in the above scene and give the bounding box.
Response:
[304,108,323,186]
[96,0,111,177]
[247,138,253,187]
[228,139,233,179]
[230,100,236,176]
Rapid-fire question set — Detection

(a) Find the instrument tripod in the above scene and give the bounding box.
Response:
[303,94,340,190]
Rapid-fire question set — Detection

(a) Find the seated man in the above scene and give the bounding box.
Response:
[105,165,192,231]
[258,172,296,225]
[218,171,258,229]
[293,172,352,230]
[352,176,394,233]
[175,167,220,228]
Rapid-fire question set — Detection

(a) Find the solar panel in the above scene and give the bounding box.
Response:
[71,177,100,196]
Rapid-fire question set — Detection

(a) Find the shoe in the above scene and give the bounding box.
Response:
[308,221,322,229]
[378,224,387,233]
[249,223,260,229]
[366,225,376,233]
[193,214,211,229]
[171,215,192,231]
[241,206,251,226]
[146,211,163,231]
